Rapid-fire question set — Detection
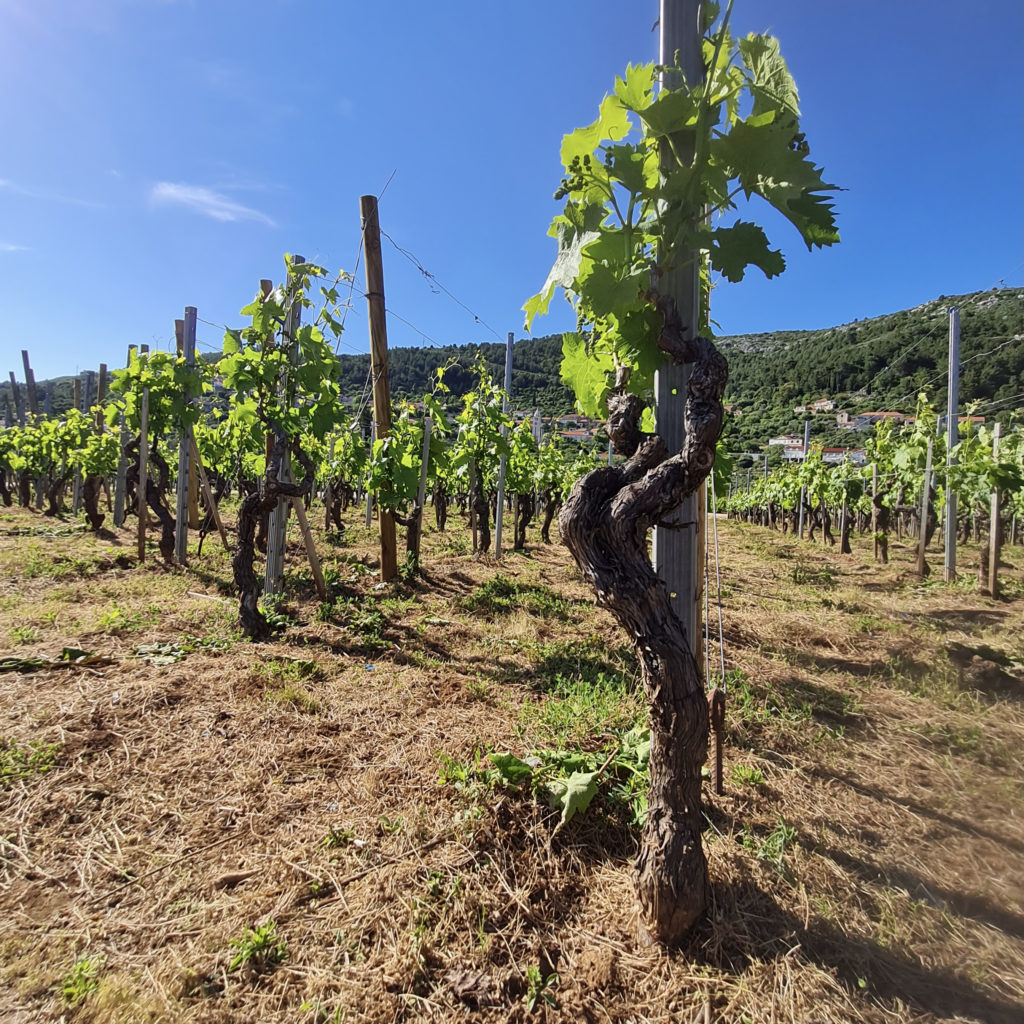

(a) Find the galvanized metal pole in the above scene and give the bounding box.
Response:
[365,419,375,530]
[988,422,1002,598]
[944,306,960,582]
[113,346,135,527]
[652,0,703,644]
[494,331,514,558]
[175,306,197,565]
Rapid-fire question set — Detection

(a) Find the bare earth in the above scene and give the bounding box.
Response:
[0,502,1022,1023]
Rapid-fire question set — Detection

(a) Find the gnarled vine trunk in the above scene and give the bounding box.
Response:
[83,474,106,531]
[559,318,726,945]
[232,433,314,640]
[125,439,176,564]
[540,490,559,544]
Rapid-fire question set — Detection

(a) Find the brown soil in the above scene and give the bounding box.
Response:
[0,503,1022,1023]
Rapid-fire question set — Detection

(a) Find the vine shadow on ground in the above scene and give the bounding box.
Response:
[693,875,1023,1024]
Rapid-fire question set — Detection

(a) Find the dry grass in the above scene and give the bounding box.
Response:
[0,501,1022,1023]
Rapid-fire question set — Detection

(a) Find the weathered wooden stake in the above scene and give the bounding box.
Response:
[8,372,25,426]
[360,195,398,582]
[72,377,83,512]
[290,496,328,600]
[916,437,933,577]
[365,419,375,530]
[265,264,302,597]
[189,433,230,552]
[21,351,39,417]
[414,415,433,563]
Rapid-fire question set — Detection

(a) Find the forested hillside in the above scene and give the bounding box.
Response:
[721,287,1023,449]
[5,288,1020,447]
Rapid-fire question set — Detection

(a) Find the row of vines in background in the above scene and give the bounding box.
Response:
[723,392,1024,589]
[0,257,602,634]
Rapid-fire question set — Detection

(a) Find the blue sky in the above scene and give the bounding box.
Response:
[1,0,1022,381]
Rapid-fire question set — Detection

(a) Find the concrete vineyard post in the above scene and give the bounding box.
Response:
[494,332,513,559]
[174,308,197,565]
[944,307,960,582]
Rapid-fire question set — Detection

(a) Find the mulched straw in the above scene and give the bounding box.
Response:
[0,504,1022,1023]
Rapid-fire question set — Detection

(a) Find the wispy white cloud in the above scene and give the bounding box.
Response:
[150,182,276,226]
[0,178,103,209]
[0,242,29,252]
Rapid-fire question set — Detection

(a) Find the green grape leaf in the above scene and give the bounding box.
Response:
[560,94,631,168]
[613,61,655,113]
[560,332,613,418]
[488,753,534,786]
[711,113,840,248]
[707,220,786,282]
[546,770,599,829]
[738,33,801,118]
[523,208,605,330]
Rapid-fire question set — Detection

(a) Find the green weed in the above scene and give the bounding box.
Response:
[228,920,286,973]
[1,738,60,788]
[320,824,356,849]
[730,764,765,787]
[8,625,38,645]
[61,955,103,1005]
[524,964,558,1011]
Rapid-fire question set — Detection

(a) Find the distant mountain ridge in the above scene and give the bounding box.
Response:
[4,289,1021,449]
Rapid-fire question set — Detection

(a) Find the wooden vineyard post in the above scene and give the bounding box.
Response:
[175,318,200,530]
[174,308,197,565]
[360,195,398,582]
[289,495,328,601]
[8,371,25,426]
[21,350,39,417]
[96,363,108,429]
[188,432,230,552]
[494,331,513,559]
[916,437,933,577]
[988,423,1002,599]
[265,262,303,597]
[113,346,136,527]
[324,435,336,532]
[137,344,151,563]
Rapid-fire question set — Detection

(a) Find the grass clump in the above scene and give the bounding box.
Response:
[460,575,578,621]
[518,671,642,747]
[1,738,60,788]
